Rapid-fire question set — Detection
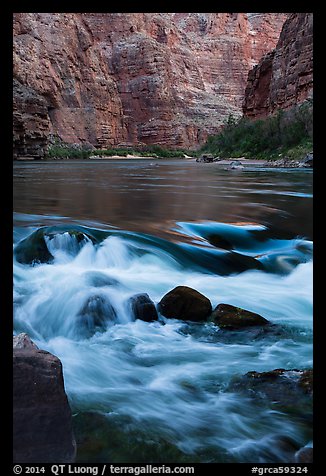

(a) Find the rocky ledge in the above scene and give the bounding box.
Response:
[13,333,76,463]
[267,152,313,168]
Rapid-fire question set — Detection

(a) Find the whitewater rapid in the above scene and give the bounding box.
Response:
[13,217,313,463]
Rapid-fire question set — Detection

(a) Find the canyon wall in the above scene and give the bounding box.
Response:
[243,13,313,118]
[13,13,287,158]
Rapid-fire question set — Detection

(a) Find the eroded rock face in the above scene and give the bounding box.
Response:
[13,13,287,157]
[13,334,76,463]
[243,13,313,118]
[13,79,50,159]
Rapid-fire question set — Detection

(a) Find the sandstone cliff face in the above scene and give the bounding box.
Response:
[13,13,287,157]
[243,13,313,118]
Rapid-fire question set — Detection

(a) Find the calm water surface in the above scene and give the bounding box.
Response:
[13,159,313,463]
[13,159,312,239]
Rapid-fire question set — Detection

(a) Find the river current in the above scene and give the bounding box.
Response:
[13,159,313,463]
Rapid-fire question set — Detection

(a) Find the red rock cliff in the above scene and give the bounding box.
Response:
[243,13,313,118]
[13,13,287,157]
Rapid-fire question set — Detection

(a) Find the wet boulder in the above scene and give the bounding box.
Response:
[13,332,39,350]
[129,293,158,322]
[14,225,100,265]
[13,334,76,463]
[211,303,269,328]
[77,294,117,337]
[298,368,313,394]
[14,227,54,264]
[158,286,212,322]
[229,368,313,406]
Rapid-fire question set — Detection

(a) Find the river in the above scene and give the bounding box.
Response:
[13,158,313,463]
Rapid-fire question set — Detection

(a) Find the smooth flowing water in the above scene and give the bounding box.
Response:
[13,159,313,463]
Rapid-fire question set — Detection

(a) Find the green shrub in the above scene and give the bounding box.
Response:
[45,142,199,160]
[200,102,313,160]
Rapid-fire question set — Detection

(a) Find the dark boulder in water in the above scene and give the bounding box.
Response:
[13,334,76,463]
[229,368,313,405]
[158,286,212,322]
[129,293,158,322]
[14,225,101,265]
[77,294,117,337]
[211,303,269,328]
[14,227,54,264]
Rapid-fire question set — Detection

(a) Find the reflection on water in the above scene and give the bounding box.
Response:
[13,159,313,240]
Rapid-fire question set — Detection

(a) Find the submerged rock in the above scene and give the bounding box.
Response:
[84,271,120,288]
[73,411,197,463]
[211,303,269,328]
[77,294,117,336]
[226,368,313,462]
[129,293,158,322]
[229,368,313,405]
[13,334,76,463]
[158,286,212,322]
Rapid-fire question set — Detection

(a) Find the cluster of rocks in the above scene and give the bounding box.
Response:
[196,154,218,163]
[13,281,313,462]
[267,152,313,168]
[196,155,246,170]
[132,285,313,463]
[13,334,76,463]
[130,285,270,329]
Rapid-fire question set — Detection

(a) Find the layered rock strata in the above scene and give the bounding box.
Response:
[243,13,313,118]
[13,13,287,157]
[13,333,76,463]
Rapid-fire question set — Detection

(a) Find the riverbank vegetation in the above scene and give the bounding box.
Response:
[200,102,313,160]
[46,141,198,160]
